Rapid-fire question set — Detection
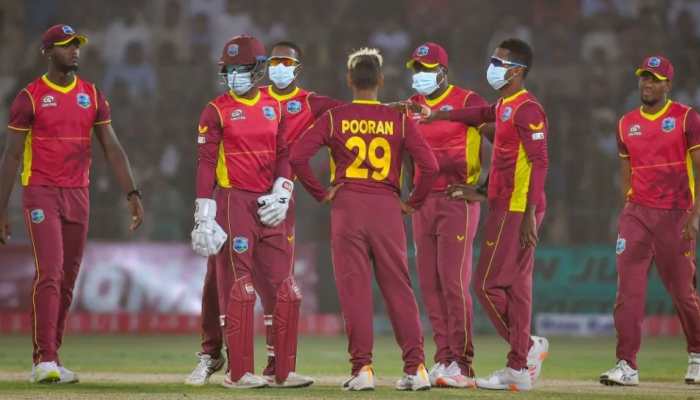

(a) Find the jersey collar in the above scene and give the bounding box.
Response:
[639,99,671,121]
[230,89,261,106]
[268,85,300,101]
[425,85,454,107]
[352,99,381,105]
[42,74,77,94]
[501,89,527,105]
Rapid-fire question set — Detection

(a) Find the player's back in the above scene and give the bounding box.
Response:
[325,100,407,196]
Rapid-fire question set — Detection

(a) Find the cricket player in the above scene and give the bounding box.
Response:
[186,40,341,388]
[0,24,144,384]
[599,56,700,386]
[191,34,304,389]
[290,48,439,391]
[418,38,549,391]
[405,42,488,388]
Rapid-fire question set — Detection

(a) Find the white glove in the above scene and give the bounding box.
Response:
[191,198,228,257]
[256,177,293,227]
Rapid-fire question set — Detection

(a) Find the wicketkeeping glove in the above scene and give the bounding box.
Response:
[256,177,294,227]
[191,198,228,256]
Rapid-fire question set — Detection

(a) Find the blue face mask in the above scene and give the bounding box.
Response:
[486,64,509,90]
[412,71,441,95]
[268,64,296,89]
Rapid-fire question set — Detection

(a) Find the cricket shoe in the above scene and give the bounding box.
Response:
[428,362,446,386]
[435,361,476,388]
[341,365,375,391]
[599,360,639,386]
[222,372,268,389]
[477,367,532,391]
[264,372,315,388]
[685,352,700,384]
[30,361,61,384]
[527,335,549,383]
[58,366,79,384]
[185,352,225,385]
[395,364,431,391]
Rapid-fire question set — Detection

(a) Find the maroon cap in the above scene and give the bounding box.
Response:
[41,24,87,50]
[218,35,267,69]
[406,42,448,69]
[635,56,674,81]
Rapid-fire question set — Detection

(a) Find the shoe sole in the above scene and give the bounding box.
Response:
[435,377,476,388]
[599,377,638,386]
[222,383,269,389]
[345,386,374,391]
[269,380,315,389]
[37,371,61,384]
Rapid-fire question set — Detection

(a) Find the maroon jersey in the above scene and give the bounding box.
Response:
[8,75,111,187]
[196,90,290,197]
[409,85,487,192]
[290,100,438,208]
[264,85,344,146]
[618,100,700,209]
[445,89,549,212]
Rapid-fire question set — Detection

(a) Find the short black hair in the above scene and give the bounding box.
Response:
[499,38,533,77]
[271,41,303,60]
[349,55,381,90]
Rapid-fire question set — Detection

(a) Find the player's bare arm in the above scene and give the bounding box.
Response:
[93,123,144,231]
[446,183,487,202]
[0,131,25,243]
[683,149,700,240]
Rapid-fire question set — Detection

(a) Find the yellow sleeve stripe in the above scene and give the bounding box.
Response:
[8,125,30,132]
[328,111,334,138]
[619,153,630,158]
[94,120,111,126]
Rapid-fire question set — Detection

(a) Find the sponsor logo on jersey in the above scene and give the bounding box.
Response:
[456,235,465,241]
[197,136,206,144]
[500,106,512,121]
[287,100,302,114]
[416,45,430,57]
[531,132,545,140]
[30,209,45,224]
[287,235,294,243]
[41,94,57,108]
[219,315,226,327]
[233,236,249,253]
[648,57,661,67]
[227,43,239,57]
[62,25,76,35]
[76,93,91,109]
[244,283,255,295]
[230,109,245,120]
[262,106,276,120]
[628,124,642,136]
[661,117,676,133]
[616,236,626,255]
[198,125,208,134]
[528,121,544,130]
[439,105,453,112]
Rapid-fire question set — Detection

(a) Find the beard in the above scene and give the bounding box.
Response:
[640,95,658,107]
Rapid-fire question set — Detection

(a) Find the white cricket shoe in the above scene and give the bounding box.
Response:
[222,372,268,389]
[30,361,61,384]
[58,366,79,384]
[435,361,476,388]
[428,363,446,386]
[685,353,700,384]
[527,336,549,383]
[599,360,639,386]
[395,364,431,391]
[477,367,532,391]
[185,352,225,386]
[264,371,315,388]
[341,365,375,391]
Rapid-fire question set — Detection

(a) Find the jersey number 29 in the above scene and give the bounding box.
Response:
[345,136,391,181]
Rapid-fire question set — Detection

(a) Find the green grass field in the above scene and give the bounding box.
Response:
[0,334,697,399]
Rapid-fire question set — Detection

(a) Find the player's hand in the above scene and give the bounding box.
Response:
[682,211,700,240]
[128,195,144,231]
[519,210,538,248]
[384,101,411,114]
[400,201,416,215]
[446,184,486,202]
[0,210,10,245]
[322,184,343,203]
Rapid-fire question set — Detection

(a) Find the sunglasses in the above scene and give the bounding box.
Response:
[224,64,256,73]
[268,57,299,67]
[489,57,527,68]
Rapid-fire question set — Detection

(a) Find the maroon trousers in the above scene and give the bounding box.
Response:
[412,193,480,376]
[615,202,700,369]
[330,188,425,375]
[473,200,544,371]
[23,186,89,364]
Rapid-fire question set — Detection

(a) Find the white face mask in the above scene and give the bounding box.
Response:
[227,71,254,95]
[412,71,441,95]
[268,64,296,89]
[486,63,511,90]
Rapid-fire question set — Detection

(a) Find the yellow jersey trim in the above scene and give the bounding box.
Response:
[639,99,671,121]
[508,142,532,212]
[21,132,33,186]
[8,125,30,132]
[22,88,35,115]
[216,142,231,188]
[94,119,111,126]
[269,86,300,102]
[229,90,261,106]
[425,85,454,107]
[501,89,528,105]
[466,126,481,184]
[352,99,380,105]
[41,74,77,94]
[687,151,696,203]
